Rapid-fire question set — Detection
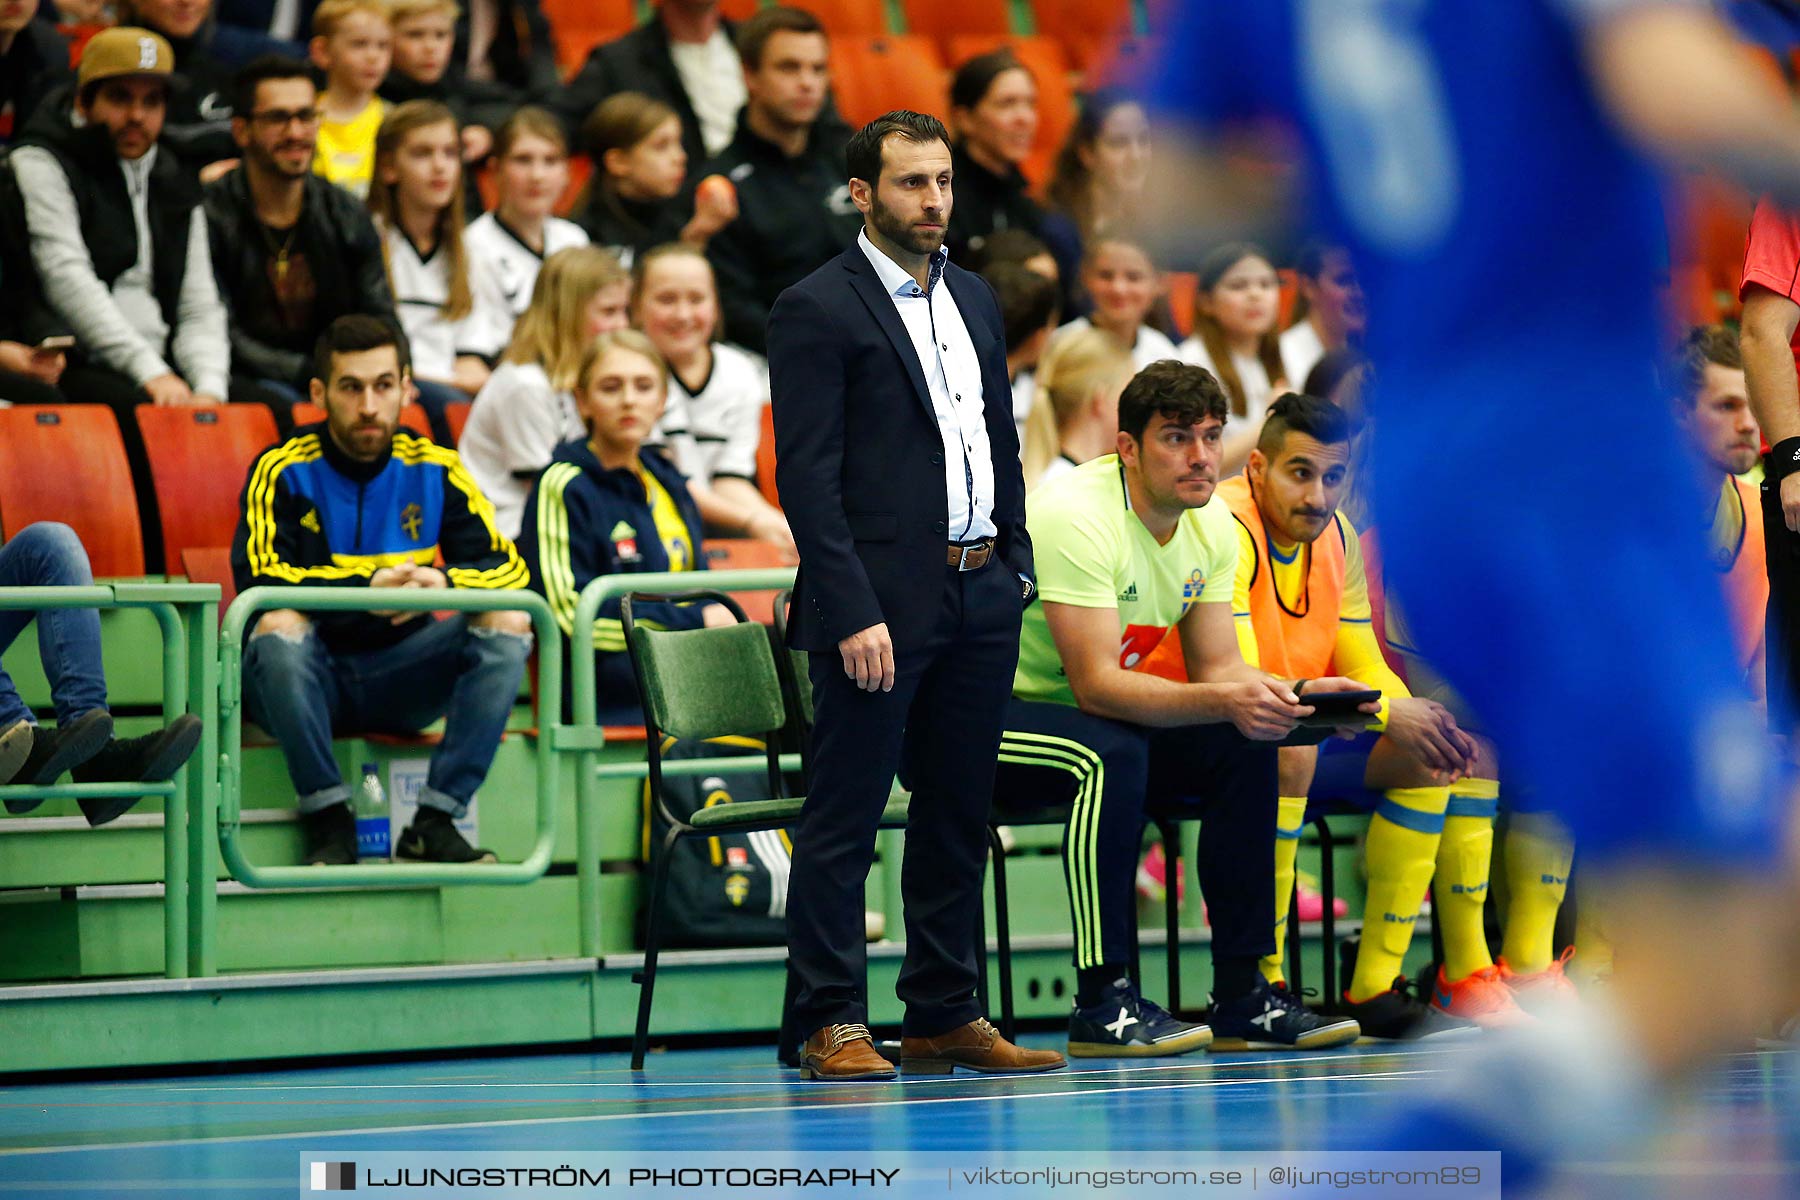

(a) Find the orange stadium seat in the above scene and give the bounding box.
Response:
[788,0,887,38]
[704,539,788,624]
[1277,268,1299,331]
[1031,0,1135,71]
[1086,37,1162,88]
[136,405,281,571]
[446,401,473,446]
[756,402,779,509]
[902,0,1012,58]
[290,402,435,439]
[543,0,636,77]
[0,406,144,577]
[1163,271,1197,341]
[716,0,761,20]
[829,36,949,130]
[179,546,239,621]
[947,35,1074,187]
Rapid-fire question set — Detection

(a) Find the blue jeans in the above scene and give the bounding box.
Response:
[0,523,108,727]
[243,615,530,816]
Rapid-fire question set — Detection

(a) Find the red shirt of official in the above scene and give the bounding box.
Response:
[1741,197,1800,450]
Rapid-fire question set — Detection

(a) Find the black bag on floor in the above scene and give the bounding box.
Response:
[641,735,791,948]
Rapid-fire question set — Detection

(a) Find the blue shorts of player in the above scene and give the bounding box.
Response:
[990,698,1278,972]
[1370,364,1786,871]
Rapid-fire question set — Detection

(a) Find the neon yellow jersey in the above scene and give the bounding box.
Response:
[635,461,695,573]
[1013,455,1238,706]
[313,98,387,198]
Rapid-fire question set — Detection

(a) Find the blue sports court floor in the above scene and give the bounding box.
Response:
[0,1038,1793,1197]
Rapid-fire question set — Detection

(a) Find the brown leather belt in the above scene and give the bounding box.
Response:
[947,539,995,571]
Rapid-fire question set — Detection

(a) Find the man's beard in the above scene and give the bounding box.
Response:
[869,193,945,258]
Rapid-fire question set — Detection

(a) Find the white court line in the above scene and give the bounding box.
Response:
[0,1068,1441,1158]
[114,1047,1466,1094]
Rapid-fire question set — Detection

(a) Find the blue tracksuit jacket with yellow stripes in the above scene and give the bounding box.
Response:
[231,424,528,652]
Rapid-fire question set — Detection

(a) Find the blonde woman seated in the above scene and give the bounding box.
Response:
[458,245,632,537]
[1021,325,1135,491]
[516,329,731,722]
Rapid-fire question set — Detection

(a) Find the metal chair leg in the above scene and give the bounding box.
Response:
[631,830,680,1070]
[777,961,802,1067]
[987,825,1017,1042]
[1286,871,1304,997]
[1314,815,1339,1010]
[1157,819,1181,1013]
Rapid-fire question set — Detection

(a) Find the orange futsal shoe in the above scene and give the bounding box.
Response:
[1498,947,1580,1014]
[1430,964,1533,1030]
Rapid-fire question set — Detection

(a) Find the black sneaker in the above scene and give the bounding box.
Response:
[1340,976,1479,1042]
[0,719,32,787]
[1069,977,1213,1057]
[1207,976,1361,1051]
[70,714,204,827]
[2,709,113,814]
[396,806,496,863]
[300,802,357,866]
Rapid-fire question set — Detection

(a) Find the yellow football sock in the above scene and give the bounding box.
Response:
[1501,811,1573,975]
[1347,786,1449,1003]
[1262,795,1309,984]
[1436,778,1499,981]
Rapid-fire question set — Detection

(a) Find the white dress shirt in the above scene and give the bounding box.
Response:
[857,229,996,542]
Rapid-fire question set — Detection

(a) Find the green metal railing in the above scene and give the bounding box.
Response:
[567,567,797,957]
[212,587,562,898]
[0,581,219,979]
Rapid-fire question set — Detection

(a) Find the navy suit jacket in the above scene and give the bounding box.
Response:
[769,240,1033,654]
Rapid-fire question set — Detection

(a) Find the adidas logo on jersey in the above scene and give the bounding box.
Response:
[1118,583,1139,603]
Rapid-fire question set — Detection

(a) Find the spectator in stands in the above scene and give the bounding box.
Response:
[1179,242,1287,477]
[7,27,235,568]
[0,523,204,824]
[1671,324,1767,697]
[632,242,791,556]
[1041,89,1151,312]
[1050,236,1180,373]
[550,0,743,176]
[206,55,396,427]
[0,0,73,148]
[213,0,314,56]
[234,313,532,866]
[463,107,588,357]
[572,92,734,269]
[1019,324,1132,491]
[460,244,631,537]
[945,50,1041,265]
[962,226,1059,284]
[380,0,491,166]
[1279,243,1365,391]
[1303,347,1373,527]
[118,0,240,168]
[309,0,390,198]
[0,249,69,404]
[517,329,731,721]
[366,99,492,434]
[982,259,1060,443]
[704,5,859,354]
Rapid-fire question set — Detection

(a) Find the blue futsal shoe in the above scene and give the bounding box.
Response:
[1068,977,1213,1057]
[1207,977,1360,1051]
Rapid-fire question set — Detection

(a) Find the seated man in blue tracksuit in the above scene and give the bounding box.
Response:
[231,314,533,866]
[515,329,731,725]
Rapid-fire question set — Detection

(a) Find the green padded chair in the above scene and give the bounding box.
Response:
[620,589,907,1070]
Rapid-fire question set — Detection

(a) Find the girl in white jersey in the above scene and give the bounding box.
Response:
[459,245,631,537]
[464,108,590,360]
[368,101,496,421]
[631,242,793,558]
[1049,237,1182,376]
[1178,242,1289,477]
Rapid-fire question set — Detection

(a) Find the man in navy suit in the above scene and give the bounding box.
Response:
[769,110,1067,1081]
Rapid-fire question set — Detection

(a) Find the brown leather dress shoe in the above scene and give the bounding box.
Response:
[900,1017,1068,1075]
[799,1023,898,1081]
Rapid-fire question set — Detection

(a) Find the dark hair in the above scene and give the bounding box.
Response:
[1117,360,1229,443]
[1302,348,1369,404]
[983,263,1060,355]
[1188,240,1284,417]
[964,227,1052,274]
[1045,88,1140,239]
[736,5,825,70]
[1292,241,1341,282]
[1667,323,1743,408]
[233,55,315,119]
[949,49,1033,113]
[313,314,410,385]
[1256,392,1352,455]
[846,110,951,186]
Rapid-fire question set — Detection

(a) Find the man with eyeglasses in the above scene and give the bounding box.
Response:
[203,54,395,430]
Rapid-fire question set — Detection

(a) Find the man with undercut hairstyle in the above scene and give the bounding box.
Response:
[994,363,1366,1059]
